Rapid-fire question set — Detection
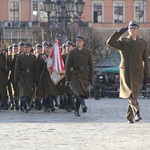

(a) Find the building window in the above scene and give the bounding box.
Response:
[9,1,20,21]
[92,2,103,23]
[113,2,124,23]
[134,1,145,23]
[31,1,47,22]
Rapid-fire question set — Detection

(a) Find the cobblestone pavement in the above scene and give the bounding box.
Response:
[0,97,150,150]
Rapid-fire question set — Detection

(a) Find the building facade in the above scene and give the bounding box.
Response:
[0,0,149,46]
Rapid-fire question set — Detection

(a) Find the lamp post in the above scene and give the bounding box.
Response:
[43,0,85,44]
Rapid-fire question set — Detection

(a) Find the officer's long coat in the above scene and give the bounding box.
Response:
[107,32,150,99]
[65,47,94,99]
[14,54,36,98]
[36,54,58,97]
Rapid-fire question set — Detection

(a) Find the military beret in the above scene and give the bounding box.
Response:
[66,41,75,47]
[45,42,52,47]
[36,43,42,49]
[8,45,12,51]
[76,34,85,41]
[13,43,18,48]
[128,20,139,28]
[24,42,32,47]
[18,41,24,47]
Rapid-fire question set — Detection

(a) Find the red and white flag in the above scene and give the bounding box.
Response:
[43,40,65,85]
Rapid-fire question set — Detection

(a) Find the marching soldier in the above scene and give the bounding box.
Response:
[65,35,94,117]
[0,42,8,110]
[9,44,20,110]
[14,42,36,113]
[36,42,58,112]
[34,43,43,110]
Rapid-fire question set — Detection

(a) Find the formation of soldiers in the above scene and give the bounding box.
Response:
[0,40,73,113]
[0,34,94,116]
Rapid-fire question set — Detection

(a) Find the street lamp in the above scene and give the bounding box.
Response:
[43,0,85,44]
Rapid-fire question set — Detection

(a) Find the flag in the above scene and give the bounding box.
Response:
[42,40,65,85]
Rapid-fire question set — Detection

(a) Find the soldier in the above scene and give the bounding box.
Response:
[36,42,58,112]
[34,43,43,110]
[9,43,19,110]
[14,42,36,113]
[65,35,94,117]
[7,45,14,109]
[106,20,150,123]
[18,41,24,54]
[0,42,8,110]
[65,41,76,110]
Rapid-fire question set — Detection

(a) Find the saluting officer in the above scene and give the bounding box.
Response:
[14,42,36,113]
[65,35,94,117]
[0,42,8,110]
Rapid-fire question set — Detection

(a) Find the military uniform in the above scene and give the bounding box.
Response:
[0,43,8,110]
[65,35,94,116]
[14,43,36,112]
[36,43,58,112]
[107,20,150,123]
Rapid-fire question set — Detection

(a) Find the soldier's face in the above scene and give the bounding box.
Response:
[76,39,84,48]
[66,45,74,52]
[24,47,31,54]
[128,27,139,37]
[13,48,18,54]
[18,46,24,54]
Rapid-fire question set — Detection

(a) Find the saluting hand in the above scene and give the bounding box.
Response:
[118,26,128,35]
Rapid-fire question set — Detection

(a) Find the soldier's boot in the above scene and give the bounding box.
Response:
[24,97,30,112]
[14,99,19,111]
[18,98,23,111]
[1,97,8,110]
[78,96,87,113]
[53,97,58,107]
[74,98,81,117]
[21,98,27,113]
[35,98,42,110]
[9,99,14,110]
[49,96,55,112]
[43,97,49,112]
[68,94,76,110]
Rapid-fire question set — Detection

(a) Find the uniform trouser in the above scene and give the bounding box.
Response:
[94,86,100,99]
[126,98,140,120]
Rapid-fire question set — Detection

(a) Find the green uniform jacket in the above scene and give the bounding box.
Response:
[37,54,58,97]
[14,54,36,98]
[107,31,150,99]
[0,52,7,97]
[65,47,94,98]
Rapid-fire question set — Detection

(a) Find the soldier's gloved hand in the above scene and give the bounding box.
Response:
[118,27,128,35]
[65,81,71,87]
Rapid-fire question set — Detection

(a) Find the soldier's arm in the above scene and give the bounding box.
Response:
[106,31,124,50]
[14,56,20,83]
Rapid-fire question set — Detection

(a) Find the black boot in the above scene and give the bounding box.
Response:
[9,99,14,110]
[1,97,8,110]
[14,99,19,111]
[68,94,76,110]
[78,96,87,113]
[54,97,59,107]
[74,98,80,117]
[43,97,49,112]
[49,96,55,112]
[24,97,30,112]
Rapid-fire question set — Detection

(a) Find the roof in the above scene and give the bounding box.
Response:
[94,51,120,68]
